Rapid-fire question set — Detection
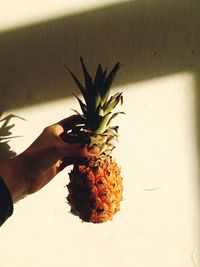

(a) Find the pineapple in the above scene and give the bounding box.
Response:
[66,58,123,223]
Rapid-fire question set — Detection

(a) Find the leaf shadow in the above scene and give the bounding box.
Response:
[0,112,25,162]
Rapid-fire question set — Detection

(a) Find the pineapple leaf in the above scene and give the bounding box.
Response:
[101,62,122,105]
[71,109,82,116]
[65,65,87,102]
[94,64,106,109]
[94,64,103,87]
[110,126,119,133]
[120,94,123,105]
[71,109,87,120]
[103,68,107,79]
[94,64,103,108]
[95,93,101,110]
[94,65,107,87]
[96,113,111,134]
[80,57,94,93]
[73,94,88,117]
[104,92,123,114]
[106,112,125,126]
[80,58,99,114]
[96,104,105,116]
[68,58,123,134]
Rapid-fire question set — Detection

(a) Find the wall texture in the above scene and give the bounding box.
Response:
[0,1,200,266]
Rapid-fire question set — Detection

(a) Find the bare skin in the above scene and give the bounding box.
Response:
[0,115,99,203]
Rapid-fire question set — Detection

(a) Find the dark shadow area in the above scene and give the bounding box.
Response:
[0,113,25,162]
[0,0,199,111]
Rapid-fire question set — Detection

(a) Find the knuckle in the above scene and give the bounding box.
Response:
[43,126,51,133]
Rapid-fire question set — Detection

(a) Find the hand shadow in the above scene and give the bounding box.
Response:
[0,113,25,163]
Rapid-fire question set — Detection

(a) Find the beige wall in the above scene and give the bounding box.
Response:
[0,1,200,266]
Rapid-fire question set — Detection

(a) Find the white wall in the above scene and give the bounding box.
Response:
[0,1,200,267]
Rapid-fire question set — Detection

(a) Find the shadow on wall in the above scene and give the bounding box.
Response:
[0,113,25,162]
[0,0,199,112]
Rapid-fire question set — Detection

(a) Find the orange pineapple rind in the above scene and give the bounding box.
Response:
[67,156,123,223]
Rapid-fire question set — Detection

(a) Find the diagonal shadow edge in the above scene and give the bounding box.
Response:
[0,0,199,112]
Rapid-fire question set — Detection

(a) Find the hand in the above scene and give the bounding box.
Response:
[0,115,98,203]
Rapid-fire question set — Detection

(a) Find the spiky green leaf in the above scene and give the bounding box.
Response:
[96,113,111,134]
[73,94,88,117]
[69,58,123,134]
[96,104,105,116]
[109,126,119,134]
[106,112,125,126]
[103,92,123,114]
[80,57,94,93]
[65,65,87,102]
[101,62,121,105]
[94,64,103,87]
[71,109,82,117]
[80,58,100,114]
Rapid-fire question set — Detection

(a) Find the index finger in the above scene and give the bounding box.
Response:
[58,115,85,131]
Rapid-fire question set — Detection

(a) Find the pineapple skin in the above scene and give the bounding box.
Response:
[67,156,123,223]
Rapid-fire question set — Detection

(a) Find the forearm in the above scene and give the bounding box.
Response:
[0,156,28,203]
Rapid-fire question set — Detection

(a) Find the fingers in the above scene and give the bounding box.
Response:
[47,124,64,136]
[46,115,86,140]
[86,145,100,156]
[40,142,100,174]
[60,132,86,144]
[55,143,100,170]
[57,115,85,131]
[59,143,99,158]
[58,146,100,171]
[57,115,88,145]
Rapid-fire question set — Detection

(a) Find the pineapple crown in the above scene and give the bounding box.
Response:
[66,57,124,135]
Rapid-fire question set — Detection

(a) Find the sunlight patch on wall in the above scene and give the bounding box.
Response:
[115,71,199,209]
[115,71,197,170]
[0,0,129,33]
